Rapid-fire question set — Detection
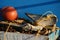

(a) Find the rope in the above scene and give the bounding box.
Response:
[40,11,54,18]
[4,22,11,40]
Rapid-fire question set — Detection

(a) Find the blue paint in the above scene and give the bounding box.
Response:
[48,29,59,40]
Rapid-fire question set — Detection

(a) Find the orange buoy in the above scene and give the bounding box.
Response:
[2,6,18,21]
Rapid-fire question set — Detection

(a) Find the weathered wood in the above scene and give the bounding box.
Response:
[0,21,24,27]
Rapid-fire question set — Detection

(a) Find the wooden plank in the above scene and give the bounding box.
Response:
[0,21,24,27]
[0,32,48,40]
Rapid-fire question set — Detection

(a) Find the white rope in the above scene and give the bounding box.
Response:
[40,11,54,18]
